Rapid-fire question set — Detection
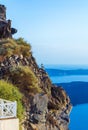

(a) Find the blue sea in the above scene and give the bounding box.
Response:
[45,65,88,130]
[50,75,88,83]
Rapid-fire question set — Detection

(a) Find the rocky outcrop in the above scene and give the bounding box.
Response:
[0,39,72,130]
[26,88,72,130]
[0,4,17,39]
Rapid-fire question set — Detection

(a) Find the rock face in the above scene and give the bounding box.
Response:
[0,42,72,130]
[30,94,48,124]
[0,4,17,39]
[28,90,71,130]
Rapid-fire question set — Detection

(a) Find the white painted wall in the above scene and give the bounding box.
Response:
[0,118,19,130]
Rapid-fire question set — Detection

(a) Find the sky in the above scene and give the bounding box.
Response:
[1,0,88,65]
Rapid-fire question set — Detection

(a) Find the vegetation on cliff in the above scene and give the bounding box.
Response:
[0,38,45,119]
[0,38,71,130]
[0,80,24,120]
[8,66,42,94]
[0,38,36,121]
[0,38,31,60]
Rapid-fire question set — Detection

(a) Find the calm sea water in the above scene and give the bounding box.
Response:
[69,104,88,130]
[50,75,88,83]
[45,65,88,130]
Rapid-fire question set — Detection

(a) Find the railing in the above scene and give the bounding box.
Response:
[0,98,17,119]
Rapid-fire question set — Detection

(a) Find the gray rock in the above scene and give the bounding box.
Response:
[30,93,48,123]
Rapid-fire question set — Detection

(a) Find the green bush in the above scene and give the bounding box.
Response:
[0,38,31,58]
[0,80,24,120]
[9,66,42,94]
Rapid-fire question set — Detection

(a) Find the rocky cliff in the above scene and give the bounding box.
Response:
[0,38,72,130]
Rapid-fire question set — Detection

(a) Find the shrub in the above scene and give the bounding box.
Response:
[9,66,42,94]
[0,80,24,120]
[0,38,31,58]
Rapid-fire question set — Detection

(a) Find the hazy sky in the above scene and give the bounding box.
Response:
[1,0,88,65]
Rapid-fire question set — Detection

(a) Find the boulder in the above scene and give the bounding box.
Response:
[30,94,48,123]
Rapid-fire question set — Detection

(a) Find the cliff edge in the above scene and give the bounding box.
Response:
[0,38,72,130]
